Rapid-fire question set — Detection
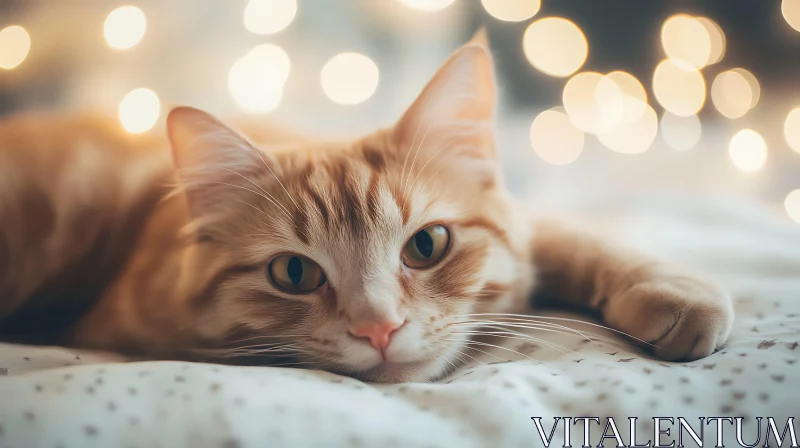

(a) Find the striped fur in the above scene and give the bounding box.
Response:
[0,36,535,382]
[0,32,733,381]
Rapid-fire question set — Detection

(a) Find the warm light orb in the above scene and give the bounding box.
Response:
[785,190,800,224]
[728,129,767,173]
[562,72,624,134]
[695,17,726,65]
[397,0,456,11]
[784,107,800,153]
[243,0,297,35]
[228,44,290,113]
[118,88,160,133]
[529,108,584,165]
[605,71,648,123]
[597,104,658,154]
[660,112,702,151]
[481,0,540,22]
[104,6,146,50]
[711,70,756,119]
[783,0,800,32]
[0,25,31,70]
[321,52,379,105]
[730,68,760,110]
[661,15,712,69]
[523,17,588,78]
[653,58,706,117]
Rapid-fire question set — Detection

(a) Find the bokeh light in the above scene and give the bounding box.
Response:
[397,0,456,11]
[118,88,160,133]
[660,112,701,151]
[695,17,726,65]
[104,6,146,50]
[785,190,800,224]
[605,71,647,123]
[529,108,584,165]
[481,0,540,22]
[661,15,712,69]
[228,44,290,113]
[243,0,297,35]
[0,25,31,70]
[711,70,756,119]
[652,58,706,117]
[783,0,800,32]
[728,129,767,173]
[597,104,658,154]
[523,17,588,78]
[730,68,760,110]
[562,71,624,134]
[784,107,800,153]
[321,52,379,105]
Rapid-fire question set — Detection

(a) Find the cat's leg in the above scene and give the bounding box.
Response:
[530,219,734,361]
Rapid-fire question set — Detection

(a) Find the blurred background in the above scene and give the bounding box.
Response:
[1,0,799,225]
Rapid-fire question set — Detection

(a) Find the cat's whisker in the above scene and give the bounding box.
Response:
[400,84,439,195]
[446,338,538,362]
[454,319,627,350]
[399,116,423,197]
[209,181,293,220]
[440,354,460,376]
[461,313,656,348]
[403,120,433,199]
[451,330,577,358]
[463,318,660,352]
[469,323,641,353]
[231,201,285,233]
[406,136,459,195]
[450,350,479,368]
[419,166,444,194]
[243,142,300,212]
[266,361,318,368]
[202,342,301,352]
[221,342,303,352]
[223,333,309,345]
[454,342,509,363]
[428,339,485,369]
[215,165,290,216]
[453,317,607,343]
[447,344,492,370]
[457,341,568,375]
[454,326,577,349]
[187,346,301,359]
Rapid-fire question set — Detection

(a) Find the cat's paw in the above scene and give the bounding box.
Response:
[604,274,734,361]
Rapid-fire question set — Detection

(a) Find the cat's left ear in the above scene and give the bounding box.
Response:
[166,106,279,223]
[391,29,497,162]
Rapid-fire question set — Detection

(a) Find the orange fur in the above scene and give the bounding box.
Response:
[0,35,732,382]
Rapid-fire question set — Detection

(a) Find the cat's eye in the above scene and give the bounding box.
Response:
[268,255,326,293]
[403,224,451,269]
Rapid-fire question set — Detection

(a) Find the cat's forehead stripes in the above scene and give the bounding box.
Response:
[280,143,413,247]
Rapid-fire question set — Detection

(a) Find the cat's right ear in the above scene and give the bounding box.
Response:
[391,33,497,163]
[166,106,278,222]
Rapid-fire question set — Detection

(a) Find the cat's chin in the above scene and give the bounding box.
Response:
[346,356,457,383]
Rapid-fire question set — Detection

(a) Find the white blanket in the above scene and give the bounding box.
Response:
[1,196,799,448]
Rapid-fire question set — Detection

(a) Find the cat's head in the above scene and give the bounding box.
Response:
[166,34,534,382]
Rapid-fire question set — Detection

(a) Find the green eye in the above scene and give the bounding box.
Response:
[268,255,326,293]
[403,224,450,269]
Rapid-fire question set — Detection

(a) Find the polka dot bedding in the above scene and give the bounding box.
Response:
[1,201,799,448]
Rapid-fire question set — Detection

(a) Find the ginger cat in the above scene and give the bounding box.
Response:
[0,34,733,382]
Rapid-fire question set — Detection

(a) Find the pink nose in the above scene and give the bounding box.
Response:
[349,320,405,352]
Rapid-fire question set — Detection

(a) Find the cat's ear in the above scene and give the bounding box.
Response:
[391,31,497,161]
[166,106,277,222]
